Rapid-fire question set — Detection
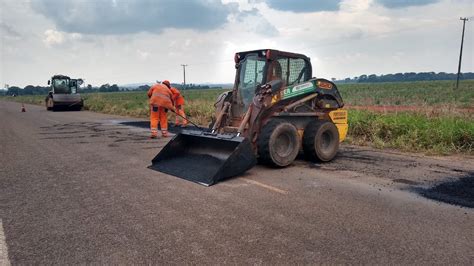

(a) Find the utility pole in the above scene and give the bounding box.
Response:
[181,64,188,88]
[456,17,469,89]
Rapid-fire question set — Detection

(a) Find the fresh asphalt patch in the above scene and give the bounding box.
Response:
[417,172,474,208]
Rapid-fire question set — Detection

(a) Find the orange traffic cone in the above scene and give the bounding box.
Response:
[21,104,26,112]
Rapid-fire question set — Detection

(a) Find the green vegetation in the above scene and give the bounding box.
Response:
[341,71,474,83]
[348,110,473,154]
[338,80,474,107]
[3,89,226,125]
[2,80,473,155]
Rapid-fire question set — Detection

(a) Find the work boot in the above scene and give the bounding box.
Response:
[150,131,158,139]
[162,131,169,138]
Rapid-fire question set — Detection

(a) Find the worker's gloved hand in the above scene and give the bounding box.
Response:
[152,106,159,112]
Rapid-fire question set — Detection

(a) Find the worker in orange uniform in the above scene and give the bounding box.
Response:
[147,81,175,138]
[169,85,188,127]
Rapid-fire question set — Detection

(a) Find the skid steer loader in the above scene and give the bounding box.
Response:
[150,49,348,186]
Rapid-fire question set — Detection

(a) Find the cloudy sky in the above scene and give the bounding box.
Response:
[1,0,473,87]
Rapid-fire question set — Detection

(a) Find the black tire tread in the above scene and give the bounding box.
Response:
[257,119,283,165]
[303,120,339,162]
[257,119,299,167]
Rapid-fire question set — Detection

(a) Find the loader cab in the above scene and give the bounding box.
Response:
[233,49,312,117]
[271,56,311,87]
[236,53,267,110]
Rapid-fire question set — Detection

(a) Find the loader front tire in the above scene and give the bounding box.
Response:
[303,120,339,162]
[258,119,300,167]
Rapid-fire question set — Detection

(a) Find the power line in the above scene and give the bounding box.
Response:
[456,17,469,89]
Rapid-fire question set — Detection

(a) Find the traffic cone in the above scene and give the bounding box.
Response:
[21,104,26,112]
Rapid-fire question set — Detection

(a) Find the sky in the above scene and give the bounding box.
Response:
[0,0,473,87]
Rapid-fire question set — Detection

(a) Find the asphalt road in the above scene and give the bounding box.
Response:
[1,101,473,264]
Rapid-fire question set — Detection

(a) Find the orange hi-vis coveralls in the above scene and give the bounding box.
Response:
[147,84,174,137]
[170,87,187,126]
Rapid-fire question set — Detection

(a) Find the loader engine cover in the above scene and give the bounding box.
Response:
[149,130,257,186]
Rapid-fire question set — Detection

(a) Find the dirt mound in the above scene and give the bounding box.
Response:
[418,173,474,208]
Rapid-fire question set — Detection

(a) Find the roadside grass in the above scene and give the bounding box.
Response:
[7,95,45,106]
[3,90,225,125]
[83,93,149,117]
[81,89,225,125]
[2,80,473,155]
[347,110,474,154]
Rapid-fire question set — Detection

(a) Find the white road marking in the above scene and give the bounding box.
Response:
[0,219,11,266]
[242,178,289,195]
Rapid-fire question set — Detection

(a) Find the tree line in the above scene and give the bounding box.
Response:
[2,82,222,96]
[2,72,473,96]
[338,72,474,83]
[133,83,218,91]
[3,83,122,96]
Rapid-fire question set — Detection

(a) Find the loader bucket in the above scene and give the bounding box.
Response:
[149,130,257,186]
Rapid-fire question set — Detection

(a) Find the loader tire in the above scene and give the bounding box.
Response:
[257,119,300,167]
[303,120,339,162]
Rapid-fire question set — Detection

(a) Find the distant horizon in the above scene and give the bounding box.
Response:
[2,70,474,89]
[2,71,474,90]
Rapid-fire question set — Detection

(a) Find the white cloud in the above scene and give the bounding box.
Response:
[137,49,150,60]
[229,8,279,36]
[70,33,83,41]
[340,0,372,12]
[43,29,64,47]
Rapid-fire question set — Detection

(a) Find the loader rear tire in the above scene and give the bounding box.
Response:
[303,120,339,162]
[258,119,300,167]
